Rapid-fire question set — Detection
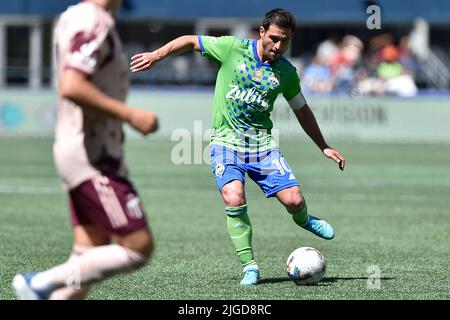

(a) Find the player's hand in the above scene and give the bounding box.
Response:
[127,108,159,135]
[130,52,159,73]
[323,148,345,171]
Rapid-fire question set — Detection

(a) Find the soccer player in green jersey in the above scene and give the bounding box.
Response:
[131,8,345,286]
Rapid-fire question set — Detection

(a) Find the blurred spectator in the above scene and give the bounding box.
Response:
[357,54,386,96]
[316,34,339,63]
[329,35,364,72]
[296,32,421,96]
[377,45,403,79]
[329,35,364,90]
[377,44,418,97]
[301,56,333,93]
[367,33,395,64]
[398,36,417,76]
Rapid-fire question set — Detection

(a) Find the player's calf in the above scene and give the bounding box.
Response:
[12,243,150,300]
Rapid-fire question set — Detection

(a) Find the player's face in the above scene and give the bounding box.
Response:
[260,25,292,62]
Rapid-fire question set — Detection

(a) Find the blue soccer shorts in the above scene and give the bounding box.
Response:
[210,144,300,198]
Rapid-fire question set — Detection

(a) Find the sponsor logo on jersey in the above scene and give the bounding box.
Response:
[225,84,269,111]
[71,33,98,68]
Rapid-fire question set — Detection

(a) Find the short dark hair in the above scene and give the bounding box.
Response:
[262,8,296,33]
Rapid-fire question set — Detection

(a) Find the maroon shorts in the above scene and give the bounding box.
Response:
[69,175,148,235]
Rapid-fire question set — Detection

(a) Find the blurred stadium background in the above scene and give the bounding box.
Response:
[0,0,449,300]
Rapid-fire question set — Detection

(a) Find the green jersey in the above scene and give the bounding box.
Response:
[199,35,306,152]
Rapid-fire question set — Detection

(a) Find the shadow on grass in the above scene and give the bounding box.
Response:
[258,276,395,286]
[318,276,395,286]
[259,277,293,284]
[322,277,395,282]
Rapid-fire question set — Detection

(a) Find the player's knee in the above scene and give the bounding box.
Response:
[285,194,305,213]
[124,235,154,269]
[117,228,154,261]
[123,245,151,270]
[225,195,246,207]
[222,190,245,207]
[135,236,154,260]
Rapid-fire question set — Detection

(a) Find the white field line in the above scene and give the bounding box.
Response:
[0,183,448,204]
[3,177,450,188]
[0,185,61,194]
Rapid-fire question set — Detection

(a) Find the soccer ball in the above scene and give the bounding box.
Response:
[285,247,326,285]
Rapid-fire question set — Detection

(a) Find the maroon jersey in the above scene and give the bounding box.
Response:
[53,1,129,190]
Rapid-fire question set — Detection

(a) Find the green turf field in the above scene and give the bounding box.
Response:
[0,137,449,300]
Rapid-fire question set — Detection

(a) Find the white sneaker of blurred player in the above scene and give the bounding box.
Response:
[12,273,49,300]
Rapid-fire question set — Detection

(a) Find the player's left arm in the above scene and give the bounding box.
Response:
[293,104,345,171]
[284,67,345,171]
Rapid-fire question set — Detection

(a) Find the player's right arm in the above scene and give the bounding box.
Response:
[130,35,201,73]
[57,5,158,136]
[59,69,158,135]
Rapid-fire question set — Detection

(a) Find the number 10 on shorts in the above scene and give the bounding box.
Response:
[272,157,292,175]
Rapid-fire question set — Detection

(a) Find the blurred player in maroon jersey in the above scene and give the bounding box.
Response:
[12,0,158,300]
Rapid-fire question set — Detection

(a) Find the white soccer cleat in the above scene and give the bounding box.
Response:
[12,273,47,300]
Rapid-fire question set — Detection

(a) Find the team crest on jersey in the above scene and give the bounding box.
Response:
[254,69,263,82]
[215,163,225,178]
[269,74,280,89]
